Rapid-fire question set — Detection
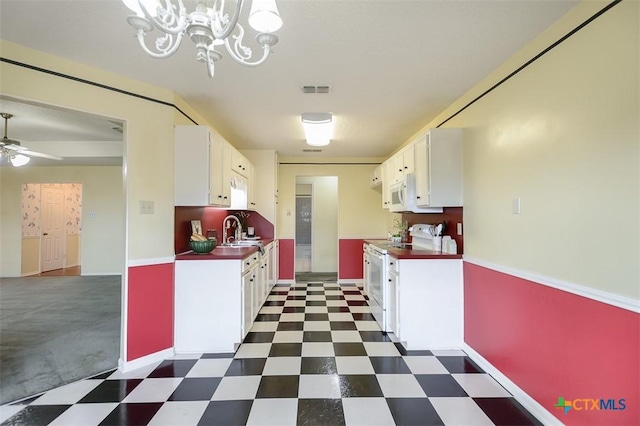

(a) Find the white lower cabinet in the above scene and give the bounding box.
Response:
[394,258,463,350]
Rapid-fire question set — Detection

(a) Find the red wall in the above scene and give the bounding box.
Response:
[339,239,364,279]
[127,262,174,361]
[278,238,294,280]
[464,262,639,425]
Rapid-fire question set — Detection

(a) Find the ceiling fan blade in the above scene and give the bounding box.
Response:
[22,149,63,160]
[1,141,27,151]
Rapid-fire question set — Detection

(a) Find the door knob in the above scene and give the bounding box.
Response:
[43,232,48,236]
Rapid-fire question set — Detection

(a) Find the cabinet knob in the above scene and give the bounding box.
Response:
[218,195,222,198]
[388,279,392,282]
[416,196,421,199]
[404,166,408,169]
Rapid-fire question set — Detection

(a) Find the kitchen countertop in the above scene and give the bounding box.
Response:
[364,239,462,260]
[176,238,274,260]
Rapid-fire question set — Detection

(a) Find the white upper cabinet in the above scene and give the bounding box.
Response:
[414,128,462,207]
[370,164,382,188]
[211,132,232,207]
[390,144,415,183]
[231,149,250,178]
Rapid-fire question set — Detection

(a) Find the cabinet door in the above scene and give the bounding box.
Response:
[174,125,211,206]
[388,271,398,335]
[403,144,415,175]
[370,165,382,188]
[232,149,249,177]
[381,160,393,209]
[242,272,253,338]
[414,136,430,206]
[393,153,405,183]
[247,162,257,210]
[210,133,232,207]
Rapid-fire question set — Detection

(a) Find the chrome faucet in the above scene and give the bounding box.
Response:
[223,215,242,243]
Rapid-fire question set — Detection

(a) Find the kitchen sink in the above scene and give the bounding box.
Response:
[219,241,262,248]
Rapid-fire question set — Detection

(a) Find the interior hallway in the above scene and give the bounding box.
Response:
[0,275,121,405]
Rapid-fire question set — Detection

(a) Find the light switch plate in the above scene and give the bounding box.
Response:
[512,197,521,214]
[140,201,154,214]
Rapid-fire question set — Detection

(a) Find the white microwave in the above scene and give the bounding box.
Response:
[389,174,443,213]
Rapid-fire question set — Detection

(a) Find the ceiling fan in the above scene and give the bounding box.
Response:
[1,112,63,166]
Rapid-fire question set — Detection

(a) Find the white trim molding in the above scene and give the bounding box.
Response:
[339,278,364,285]
[118,347,175,373]
[127,256,176,268]
[463,256,640,314]
[464,343,563,426]
[277,279,295,285]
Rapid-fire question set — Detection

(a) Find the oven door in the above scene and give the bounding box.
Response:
[366,249,386,331]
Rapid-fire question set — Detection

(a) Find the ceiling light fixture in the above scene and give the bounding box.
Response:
[9,153,30,167]
[301,112,333,147]
[122,0,283,78]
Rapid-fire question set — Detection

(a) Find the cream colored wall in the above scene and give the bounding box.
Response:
[0,40,177,264]
[278,159,390,240]
[1,166,124,276]
[401,1,639,298]
[66,234,80,268]
[20,238,40,276]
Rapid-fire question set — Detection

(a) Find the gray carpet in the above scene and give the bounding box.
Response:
[0,275,121,405]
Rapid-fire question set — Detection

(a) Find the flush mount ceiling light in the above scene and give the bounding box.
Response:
[301,112,333,147]
[122,0,283,78]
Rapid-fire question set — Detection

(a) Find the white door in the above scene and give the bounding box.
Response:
[41,186,65,272]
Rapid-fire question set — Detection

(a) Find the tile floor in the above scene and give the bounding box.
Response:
[0,281,542,425]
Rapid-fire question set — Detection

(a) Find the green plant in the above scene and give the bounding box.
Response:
[392,218,408,237]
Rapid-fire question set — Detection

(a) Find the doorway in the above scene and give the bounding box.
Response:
[295,176,338,282]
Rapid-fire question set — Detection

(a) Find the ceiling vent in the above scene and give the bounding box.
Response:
[302,85,330,94]
[302,148,323,153]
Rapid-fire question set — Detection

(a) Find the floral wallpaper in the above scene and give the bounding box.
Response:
[21,183,82,237]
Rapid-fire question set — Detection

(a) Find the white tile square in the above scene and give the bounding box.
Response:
[355,321,381,331]
[273,331,304,343]
[363,342,401,357]
[452,374,512,397]
[279,313,305,322]
[348,306,371,313]
[266,295,287,301]
[32,379,102,405]
[328,313,354,322]
[303,321,331,331]
[185,358,233,377]
[298,375,341,399]
[305,306,329,314]
[212,376,261,400]
[48,403,118,426]
[122,378,183,402]
[169,352,203,360]
[306,295,326,301]
[326,300,348,307]
[343,295,366,301]
[234,343,272,358]
[429,397,494,426]
[430,349,467,356]
[376,374,427,398]
[284,300,306,307]
[402,356,448,374]
[247,398,298,426]
[342,397,395,426]
[250,321,279,332]
[290,290,307,296]
[262,357,302,376]
[324,290,342,296]
[335,356,375,374]
[107,361,162,380]
[0,406,25,423]
[331,330,363,342]
[301,342,335,357]
[148,401,209,426]
[259,306,283,314]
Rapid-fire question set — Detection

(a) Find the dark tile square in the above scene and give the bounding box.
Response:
[303,331,333,342]
[306,300,327,306]
[168,377,221,401]
[474,397,543,426]
[148,359,197,378]
[198,400,253,426]
[78,379,142,403]
[2,405,71,425]
[89,370,116,379]
[301,357,338,375]
[330,321,357,330]
[351,312,375,321]
[263,300,286,306]
[327,306,351,313]
[243,332,275,343]
[437,356,484,373]
[292,286,308,290]
[269,343,302,357]
[297,399,345,426]
[99,403,163,426]
[342,290,362,295]
[306,291,325,296]
[386,397,444,426]
[414,374,469,397]
[338,375,383,397]
[307,283,324,287]
[393,342,433,356]
[369,356,412,374]
[325,295,346,300]
[256,375,299,398]
[287,295,307,300]
[359,331,392,342]
[346,300,369,306]
[340,283,357,287]
[255,313,281,322]
[224,358,266,376]
[201,352,235,359]
[305,313,330,321]
[277,321,304,331]
[333,342,367,356]
[282,306,306,313]
[275,283,291,287]
[270,290,290,295]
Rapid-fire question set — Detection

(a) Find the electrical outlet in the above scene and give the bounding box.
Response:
[456,222,462,235]
[140,201,154,214]
[512,197,521,214]
[89,212,97,218]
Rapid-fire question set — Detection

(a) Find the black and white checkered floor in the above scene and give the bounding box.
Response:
[1,281,541,425]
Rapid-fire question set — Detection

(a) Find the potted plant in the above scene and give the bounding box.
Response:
[391,218,408,243]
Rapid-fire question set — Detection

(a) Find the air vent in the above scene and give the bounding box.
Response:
[302,149,323,153]
[302,85,330,94]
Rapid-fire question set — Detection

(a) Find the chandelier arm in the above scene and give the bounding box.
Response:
[138,0,188,35]
[135,29,184,58]
[210,0,245,40]
[224,40,272,67]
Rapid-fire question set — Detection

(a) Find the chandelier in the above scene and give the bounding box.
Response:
[122,0,283,78]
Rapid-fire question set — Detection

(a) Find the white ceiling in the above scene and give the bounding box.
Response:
[0,0,578,164]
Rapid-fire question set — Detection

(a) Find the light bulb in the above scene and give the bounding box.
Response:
[249,0,283,33]
[10,154,30,167]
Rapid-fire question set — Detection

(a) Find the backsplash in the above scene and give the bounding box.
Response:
[401,207,463,253]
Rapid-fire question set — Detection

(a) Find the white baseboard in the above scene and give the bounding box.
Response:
[463,343,562,426]
[339,278,363,285]
[118,347,175,373]
[277,279,295,285]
